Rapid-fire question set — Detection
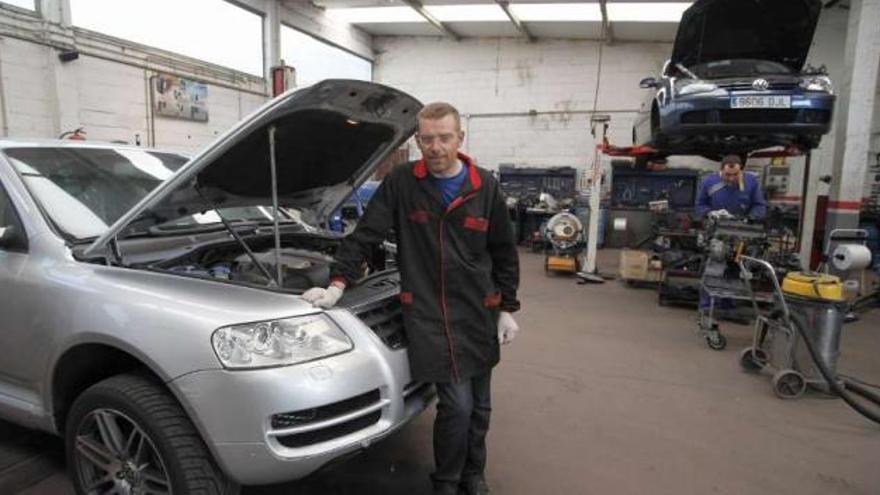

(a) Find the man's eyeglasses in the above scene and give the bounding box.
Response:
[416,133,457,146]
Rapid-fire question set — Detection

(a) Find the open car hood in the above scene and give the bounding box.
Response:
[671,0,822,72]
[85,79,421,256]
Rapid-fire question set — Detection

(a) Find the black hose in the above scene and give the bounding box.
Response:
[788,311,880,425]
[845,380,880,405]
[838,373,880,390]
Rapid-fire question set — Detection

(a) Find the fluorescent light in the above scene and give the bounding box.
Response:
[606,2,691,22]
[325,7,425,24]
[425,5,508,22]
[511,3,603,22]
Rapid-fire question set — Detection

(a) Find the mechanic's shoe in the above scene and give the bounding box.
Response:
[433,481,460,495]
[460,476,490,495]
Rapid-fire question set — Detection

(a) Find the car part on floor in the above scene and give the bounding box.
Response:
[543,211,585,275]
[737,257,880,424]
[698,218,772,350]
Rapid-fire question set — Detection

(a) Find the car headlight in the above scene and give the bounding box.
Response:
[677,81,718,96]
[800,76,833,94]
[211,314,353,369]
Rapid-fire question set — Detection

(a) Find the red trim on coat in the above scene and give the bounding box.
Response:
[483,293,502,309]
[408,210,431,224]
[463,216,490,232]
[412,153,481,191]
[399,291,413,304]
[413,160,428,179]
[458,152,482,190]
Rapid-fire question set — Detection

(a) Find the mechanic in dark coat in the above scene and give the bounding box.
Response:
[302,102,521,495]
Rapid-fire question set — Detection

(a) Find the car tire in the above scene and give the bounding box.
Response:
[65,373,239,495]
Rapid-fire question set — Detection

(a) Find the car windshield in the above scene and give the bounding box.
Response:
[689,59,793,79]
[4,146,188,241]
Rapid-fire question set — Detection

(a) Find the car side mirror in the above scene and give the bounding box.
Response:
[639,77,658,89]
[0,225,27,251]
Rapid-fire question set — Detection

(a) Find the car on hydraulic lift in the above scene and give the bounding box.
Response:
[0,79,435,494]
[632,0,835,158]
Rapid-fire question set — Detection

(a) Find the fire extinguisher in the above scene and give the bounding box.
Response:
[59,127,87,140]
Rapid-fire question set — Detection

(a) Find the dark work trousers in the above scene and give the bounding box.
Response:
[431,370,492,488]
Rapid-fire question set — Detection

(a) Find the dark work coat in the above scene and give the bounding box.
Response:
[331,152,520,383]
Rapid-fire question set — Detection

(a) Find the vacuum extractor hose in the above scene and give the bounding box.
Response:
[789,312,880,425]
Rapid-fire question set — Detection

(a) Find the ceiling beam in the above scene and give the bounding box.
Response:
[496,1,535,42]
[598,0,614,43]
[401,0,462,41]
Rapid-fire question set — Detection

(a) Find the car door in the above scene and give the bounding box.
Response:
[0,177,44,423]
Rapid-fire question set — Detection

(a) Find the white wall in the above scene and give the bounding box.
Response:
[374,8,854,183]
[0,1,368,154]
[374,36,670,171]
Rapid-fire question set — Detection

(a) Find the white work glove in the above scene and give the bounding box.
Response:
[497,311,520,345]
[301,285,344,309]
[708,209,732,220]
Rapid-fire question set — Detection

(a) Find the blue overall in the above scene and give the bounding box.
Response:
[695,172,767,220]
[696,172,767,309]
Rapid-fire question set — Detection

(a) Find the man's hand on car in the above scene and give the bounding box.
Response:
[302,283,344,308]
[497,311,520,345]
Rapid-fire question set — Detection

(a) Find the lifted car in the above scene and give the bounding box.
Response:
[0,80,434,494]
[632,0,834,158]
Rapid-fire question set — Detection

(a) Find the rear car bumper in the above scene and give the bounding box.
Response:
[169,306,434,485]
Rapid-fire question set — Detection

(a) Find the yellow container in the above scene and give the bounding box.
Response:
[782,272,844,301]
[546,255,578,273]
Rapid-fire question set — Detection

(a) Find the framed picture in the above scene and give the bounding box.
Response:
[153,74,208,122]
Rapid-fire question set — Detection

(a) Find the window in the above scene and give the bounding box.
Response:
[70,0,263,76]
[0,182,27,252]
[5,147,188,241]
[280,26,372,89]
[0,0,34,11]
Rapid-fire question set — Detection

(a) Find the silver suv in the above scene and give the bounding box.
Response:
[0,80,433,494]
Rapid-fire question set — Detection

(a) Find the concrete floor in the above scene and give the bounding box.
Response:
[9,249,880,495]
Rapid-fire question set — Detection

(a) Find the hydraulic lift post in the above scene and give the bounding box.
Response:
[578,115,610,283]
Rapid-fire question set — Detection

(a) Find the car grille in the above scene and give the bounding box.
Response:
[719,109,799,124]
[276,411,382,448]
[356,298,407,349]
[802,109,831,124]
[681,111,709,124]
[720,82,799,91]
[271,389,383,448]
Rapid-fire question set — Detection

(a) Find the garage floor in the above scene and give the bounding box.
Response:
[8,249,880,495]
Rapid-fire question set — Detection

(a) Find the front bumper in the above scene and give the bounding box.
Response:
[661,91,835,136]
[169,308,435,485]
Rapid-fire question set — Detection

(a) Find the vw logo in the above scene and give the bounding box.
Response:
[752,78,769,91]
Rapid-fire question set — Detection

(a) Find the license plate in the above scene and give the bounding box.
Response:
[730,95,791,109]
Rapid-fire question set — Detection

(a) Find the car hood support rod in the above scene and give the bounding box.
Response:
[193,184,278,287]
[268,125,284,287]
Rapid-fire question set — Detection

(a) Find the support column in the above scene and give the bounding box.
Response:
[40,0,78,138]
[826,0,880,234]
[263,0,281,85]
[38,0,71,25]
